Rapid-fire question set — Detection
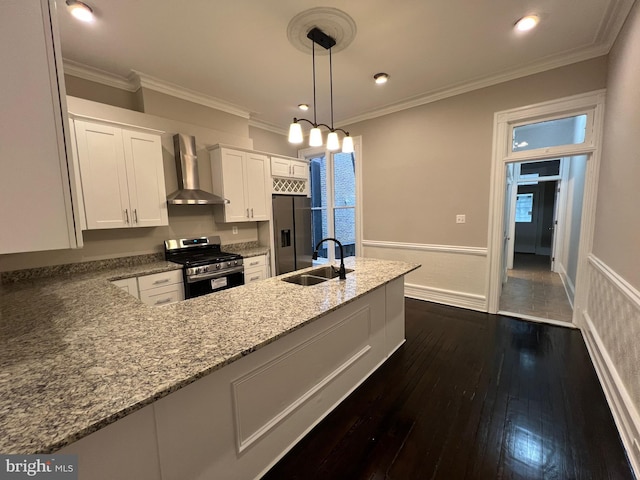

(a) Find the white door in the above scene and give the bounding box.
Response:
[122,130,168,227]
[75,120,130,229]
[245,153,269,221]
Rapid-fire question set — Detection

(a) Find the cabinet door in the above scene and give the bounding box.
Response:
[0,0,78,253]
[75,120,130,229]
[122,130,168,227]
[290,160,308,180]
[220,150,249,222]
[245,153,269,220]
[271,157,291,177]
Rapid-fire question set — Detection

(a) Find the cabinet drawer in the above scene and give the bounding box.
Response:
[139,283,185,307]
[138,270,182,291]
[244,255,266,269]
[111,277,140,299]
[245,267,266,284]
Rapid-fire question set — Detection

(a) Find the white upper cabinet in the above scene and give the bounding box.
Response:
[73,119,168,230]
[209,147,270,223]
[0,0,80,253]
[271,156,308,180]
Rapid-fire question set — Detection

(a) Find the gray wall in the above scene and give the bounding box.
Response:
[594,2,640,290]
[249,126,297,157]
[345,57,608,248]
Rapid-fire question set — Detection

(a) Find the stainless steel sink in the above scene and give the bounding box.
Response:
[305,266,354,279]
[281,266,354,286]
[282,274,329,286]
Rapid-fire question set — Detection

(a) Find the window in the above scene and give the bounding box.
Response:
[515,193,533,223]
[512,114,588,152]
[308,151,357,262]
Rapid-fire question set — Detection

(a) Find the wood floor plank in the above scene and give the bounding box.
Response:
[261,300,634,480]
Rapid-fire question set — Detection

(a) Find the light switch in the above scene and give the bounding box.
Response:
[456,214,466,224]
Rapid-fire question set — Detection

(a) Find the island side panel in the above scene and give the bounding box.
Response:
[57,404,161,480]
[386,277,407,354]
[154,287,388,480]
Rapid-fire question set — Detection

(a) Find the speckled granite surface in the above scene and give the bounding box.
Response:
[0,256,418,455]
[223,242,270,258]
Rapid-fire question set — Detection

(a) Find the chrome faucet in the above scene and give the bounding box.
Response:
[312,238,347,280]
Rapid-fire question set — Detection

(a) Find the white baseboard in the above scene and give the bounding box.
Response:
[556,262,575,308]
[405,283,486,312]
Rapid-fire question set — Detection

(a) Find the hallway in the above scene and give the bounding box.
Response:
[499,253,574,323]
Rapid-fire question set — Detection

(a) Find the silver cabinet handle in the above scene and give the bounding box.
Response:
[154,298,171,305]
[124,209,130,224]
[153,278,170,285]
[133,209,138,224]
[249,261,259,266]
[250,276,260,281]
[246,208,249,218]
[251,208,254,218]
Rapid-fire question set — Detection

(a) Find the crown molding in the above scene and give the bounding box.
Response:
[62,58,137,92]
[594,0,636,47]
[129,70,251,119]
[248,118,288,136]
[337,45,612,127]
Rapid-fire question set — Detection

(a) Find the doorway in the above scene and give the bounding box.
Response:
[487,90,606,325]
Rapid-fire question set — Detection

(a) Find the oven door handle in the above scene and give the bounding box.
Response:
[186,266,245,283]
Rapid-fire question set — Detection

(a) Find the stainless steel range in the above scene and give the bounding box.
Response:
[164,236,244,299]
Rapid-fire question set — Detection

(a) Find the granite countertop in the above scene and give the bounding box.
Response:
[0,256,418,455]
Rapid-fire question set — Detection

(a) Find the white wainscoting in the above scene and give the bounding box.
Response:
[362,240,488,311]
[580,254,640,477]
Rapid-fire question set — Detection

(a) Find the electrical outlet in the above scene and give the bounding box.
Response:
[232,226,238,234]
[456,214,466,224]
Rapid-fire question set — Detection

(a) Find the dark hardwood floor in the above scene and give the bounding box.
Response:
[262,299,634,480]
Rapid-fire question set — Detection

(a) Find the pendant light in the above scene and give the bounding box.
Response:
[288,27,354,154]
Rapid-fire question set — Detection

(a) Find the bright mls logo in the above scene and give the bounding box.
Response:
[0,455,77,480]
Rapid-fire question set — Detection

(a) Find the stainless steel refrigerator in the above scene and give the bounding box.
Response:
[272,195,313,275]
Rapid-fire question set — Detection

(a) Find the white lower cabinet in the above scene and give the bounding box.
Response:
[111,277,140,300]
[244,254,268,284]
[111,270,184,306]
[137,270,184,306]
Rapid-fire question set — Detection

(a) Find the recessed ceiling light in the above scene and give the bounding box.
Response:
[374,73,389,85]
[66,1,95,23]
[298,104,309,111]
[515,15,539,32]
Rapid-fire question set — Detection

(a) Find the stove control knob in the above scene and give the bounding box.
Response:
[195,267,203,275]
[216,264,221,270]
[227,261,232,267]
[234,260,239,265]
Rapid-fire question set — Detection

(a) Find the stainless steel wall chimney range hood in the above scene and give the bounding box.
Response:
[167,134,230,205]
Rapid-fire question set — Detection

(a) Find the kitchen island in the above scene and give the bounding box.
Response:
[0,257,418,479]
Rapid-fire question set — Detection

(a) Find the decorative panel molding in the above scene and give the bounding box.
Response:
[362,241,488,311]
[231,306,372,452]
[582,254,640,477]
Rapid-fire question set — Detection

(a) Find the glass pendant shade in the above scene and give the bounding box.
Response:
[288,121,303,144]
[309,127,323,147]
[326,131,340,151]
[341,135,354,154]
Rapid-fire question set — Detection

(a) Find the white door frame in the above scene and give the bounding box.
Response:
[486,90,606,322]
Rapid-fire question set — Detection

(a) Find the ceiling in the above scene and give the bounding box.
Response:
[56,0,635,132]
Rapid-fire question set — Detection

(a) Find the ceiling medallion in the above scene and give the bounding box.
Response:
[287,7,357,55]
